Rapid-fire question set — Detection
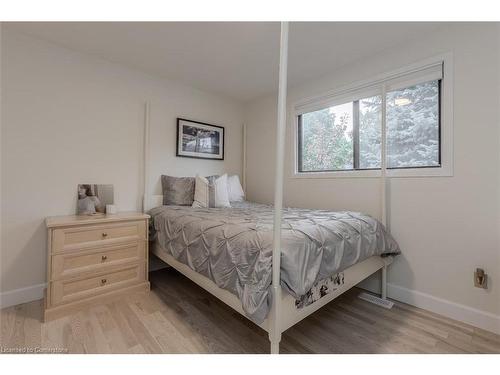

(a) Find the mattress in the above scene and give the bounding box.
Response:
[149,201,400,323]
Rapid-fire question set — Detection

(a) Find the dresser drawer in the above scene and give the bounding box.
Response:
[51,241,146,280]
[50,263,146,306]
[52,220,146,253]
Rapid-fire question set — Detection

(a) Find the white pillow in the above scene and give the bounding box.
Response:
[227,175,245,202]
[192,174,231,208]
[213,174,231,208]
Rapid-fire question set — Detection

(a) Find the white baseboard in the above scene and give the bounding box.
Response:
[386,283,500,335]
[0,283,46,309]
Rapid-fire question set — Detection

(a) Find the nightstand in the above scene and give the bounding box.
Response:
[44,212,150,321]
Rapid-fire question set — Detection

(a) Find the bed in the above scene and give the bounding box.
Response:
[148,200,400,351]
[143,24,399,354]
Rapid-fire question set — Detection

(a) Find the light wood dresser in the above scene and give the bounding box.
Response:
[44,212,150,321]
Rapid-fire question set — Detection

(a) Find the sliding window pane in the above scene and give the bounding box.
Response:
[359,95,382,169]
[300,103,353,172]
[386,80,440,168]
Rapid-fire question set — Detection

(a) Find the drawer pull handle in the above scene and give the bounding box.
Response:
[101,255,107,261]
[102,232,108,238]
[101,278,107,285]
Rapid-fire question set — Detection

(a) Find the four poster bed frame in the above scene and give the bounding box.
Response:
[142,23,394,354]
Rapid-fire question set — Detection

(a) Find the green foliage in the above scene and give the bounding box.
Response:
[359,96,382,169]
[386,81,440,168]
[301,108,353,171]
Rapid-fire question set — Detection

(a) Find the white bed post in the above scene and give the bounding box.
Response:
[359,85,393,308]
[142,101,151,213]
[380,85,388,300]
[269,21,289,355]
[242,123,247,194]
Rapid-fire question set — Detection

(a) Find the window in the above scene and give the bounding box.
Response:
[386,80,440,168]
[295,59,450,177]
[299,102,354,172]
[298,96,381,172]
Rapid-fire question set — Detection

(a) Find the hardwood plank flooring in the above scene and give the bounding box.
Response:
[1,268,499,354]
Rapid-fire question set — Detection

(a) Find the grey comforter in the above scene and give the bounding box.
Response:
[150,201,400,323]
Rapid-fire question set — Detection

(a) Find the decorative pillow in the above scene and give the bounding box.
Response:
[192,174,231,208]
[213,174,231,207]
[205,175,220,181]
[227,175,245,202]
[192,175,210,208]
[161,175,195,206]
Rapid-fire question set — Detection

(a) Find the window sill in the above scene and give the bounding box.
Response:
[291,170,381,179]
[291,166,453,179]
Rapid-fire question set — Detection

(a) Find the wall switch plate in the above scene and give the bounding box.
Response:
[474,268,488,289]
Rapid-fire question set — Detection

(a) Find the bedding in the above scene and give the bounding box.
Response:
[295,272,344,309]
[227,175,245,202]
[161,175,195,206]
[150,201,400,323]
[192,175,210,208]
[192,174,231,208]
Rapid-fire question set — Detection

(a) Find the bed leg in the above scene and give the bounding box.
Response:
[269,334,281,354]
[381,265,387,300]
[358,263,393,309]
[268,285,282,354]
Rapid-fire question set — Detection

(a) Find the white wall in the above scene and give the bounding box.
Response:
[0,23,3,304]
[245,24,500,332]
[0,30,244,304]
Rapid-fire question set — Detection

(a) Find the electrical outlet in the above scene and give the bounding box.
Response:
[474,268,488,289]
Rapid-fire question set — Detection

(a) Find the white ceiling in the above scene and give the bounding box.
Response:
[6,22,443,102]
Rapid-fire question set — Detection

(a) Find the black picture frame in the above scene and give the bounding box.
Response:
[176,118,225,160]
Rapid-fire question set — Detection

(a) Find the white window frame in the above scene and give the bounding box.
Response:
[291,53,454,179]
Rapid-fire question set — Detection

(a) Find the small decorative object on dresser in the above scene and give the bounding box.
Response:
[44,212,150,321]
[77,184,114,215]
[176,118,224,160]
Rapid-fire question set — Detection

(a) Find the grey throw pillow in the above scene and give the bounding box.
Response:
[161,175,195,206]
[205,175,219,184]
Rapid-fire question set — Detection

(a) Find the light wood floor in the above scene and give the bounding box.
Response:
[2,268,500,354]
